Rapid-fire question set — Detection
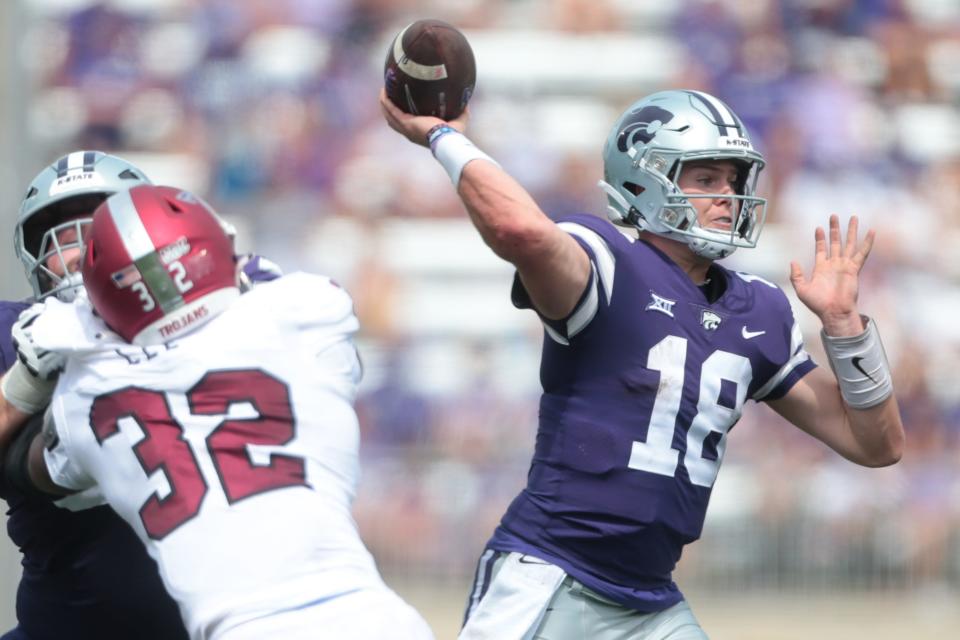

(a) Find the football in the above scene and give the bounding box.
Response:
[383,19,476,120]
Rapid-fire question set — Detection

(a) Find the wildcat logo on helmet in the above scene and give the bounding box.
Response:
[616,105,676,151]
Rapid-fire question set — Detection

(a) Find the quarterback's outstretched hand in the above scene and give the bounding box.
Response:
[379,88,469,147]
[790,215,875,337]
[12,303,65,381]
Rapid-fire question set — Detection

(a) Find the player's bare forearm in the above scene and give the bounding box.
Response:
[459,161,591,319]
[769,367,903,467]
[843,394,904,466]
[459,161,554,261]
[380,87,590,318]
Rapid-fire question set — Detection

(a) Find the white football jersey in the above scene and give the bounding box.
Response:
[32,273,386,640]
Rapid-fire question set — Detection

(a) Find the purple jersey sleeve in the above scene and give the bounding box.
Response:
[511,214,624,344]
[238,254,283,292]
[0,300,31,373]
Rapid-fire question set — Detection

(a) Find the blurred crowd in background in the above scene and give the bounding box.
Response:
[12,0,960,594]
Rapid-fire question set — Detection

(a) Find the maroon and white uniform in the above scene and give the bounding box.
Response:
[32,274,432,640]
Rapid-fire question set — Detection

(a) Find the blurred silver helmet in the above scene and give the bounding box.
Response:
[598,90,767,259]
[15,150,151,301]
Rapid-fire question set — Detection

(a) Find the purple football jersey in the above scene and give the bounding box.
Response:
[488,214,815,612]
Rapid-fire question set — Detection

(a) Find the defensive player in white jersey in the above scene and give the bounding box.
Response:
[0,184,433,640]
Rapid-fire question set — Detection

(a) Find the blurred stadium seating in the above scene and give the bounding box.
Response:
[2,0,959,638]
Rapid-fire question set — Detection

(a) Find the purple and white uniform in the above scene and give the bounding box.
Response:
[487,213,816,613]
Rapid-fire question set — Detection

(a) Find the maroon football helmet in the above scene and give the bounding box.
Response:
[82,184,239,345]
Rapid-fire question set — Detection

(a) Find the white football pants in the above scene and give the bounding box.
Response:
[460,551,707,640]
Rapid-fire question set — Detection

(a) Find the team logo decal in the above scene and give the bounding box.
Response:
[111,265,142,289]
[617,105,675,151]
[645,292,676,318]
[700,310,722,331]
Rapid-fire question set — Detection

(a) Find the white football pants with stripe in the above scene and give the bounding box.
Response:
[460,551,708,640]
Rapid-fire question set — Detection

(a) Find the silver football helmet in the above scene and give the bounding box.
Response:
[15,151,151,301]
[598,90,767,259]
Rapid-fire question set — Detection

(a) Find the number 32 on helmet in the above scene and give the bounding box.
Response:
[82,185,239,346]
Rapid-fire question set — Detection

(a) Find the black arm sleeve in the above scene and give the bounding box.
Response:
[2,411,60,501]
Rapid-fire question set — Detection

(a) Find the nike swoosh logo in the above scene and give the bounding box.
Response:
[518,555,550,565]
[741,327,766,339]
[851,356,876,383]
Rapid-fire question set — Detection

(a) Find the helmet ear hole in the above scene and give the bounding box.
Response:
[623,181,645,196]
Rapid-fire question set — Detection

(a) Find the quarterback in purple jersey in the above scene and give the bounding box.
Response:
[0,151,279,640]
[382,87,905,639]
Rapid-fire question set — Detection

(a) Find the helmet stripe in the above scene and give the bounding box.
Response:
[82,150,97,172]
[106,189,185,313]
[106,188,158,260]
[55,155,70,178]
[57,151,97,177]
[685,91,743,137]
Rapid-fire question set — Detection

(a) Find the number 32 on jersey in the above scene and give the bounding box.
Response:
[89,369,306,540]
[629,335,752,488]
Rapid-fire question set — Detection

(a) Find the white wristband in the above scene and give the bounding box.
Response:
[820,315,893,409]
[428,125,499,187]
[1,359,56,415]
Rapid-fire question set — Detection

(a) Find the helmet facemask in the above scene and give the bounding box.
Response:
[32,217,93,303]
